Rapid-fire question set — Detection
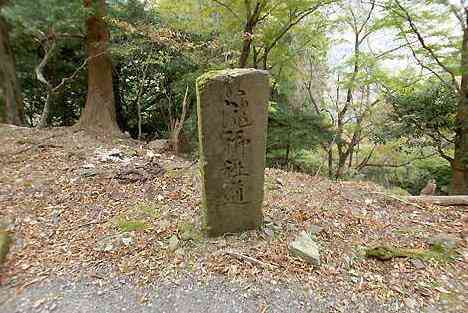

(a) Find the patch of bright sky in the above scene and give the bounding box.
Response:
[328,0,462,74]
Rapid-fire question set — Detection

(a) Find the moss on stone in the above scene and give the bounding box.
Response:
[0,229,11,267]
[196,68,266,90]
[365,244,458,262]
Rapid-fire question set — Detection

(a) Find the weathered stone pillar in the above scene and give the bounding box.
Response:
[196,69,270,237]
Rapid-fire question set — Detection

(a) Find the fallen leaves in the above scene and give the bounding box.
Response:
[0,125,466,311]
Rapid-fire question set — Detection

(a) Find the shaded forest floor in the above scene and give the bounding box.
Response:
[0,124,467,312]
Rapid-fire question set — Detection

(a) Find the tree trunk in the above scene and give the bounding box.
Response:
[327,149,333,179]
[112,63,126,131]
[0,14,24,125]
[335,154,347,179]
[0,88,5,123]
[239,2,263,68]
[169,86,189,155]
[239,22,254,68]
[37,90,53,128]
[78,0,119,134]
[452,18,468,195]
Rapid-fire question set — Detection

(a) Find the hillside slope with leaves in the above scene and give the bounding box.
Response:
[0,124,466,312]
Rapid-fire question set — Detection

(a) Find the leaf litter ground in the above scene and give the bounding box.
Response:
[0,125,466,312]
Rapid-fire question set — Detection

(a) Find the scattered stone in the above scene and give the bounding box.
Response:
[114,158,164,183]
[168,235,179,251]
[308,225,323,235]
[148,140,169,153]
[196,69,270,236]
[263,228,274,238]
[410,258,426,270]
[288,231,321,266]
[95,233,134,252]
[80,167,97,178]
[429,233,460,250]
[404,297,418,309]
[96,148,125,162]
[120,233,134,246]
[158,219,171,230]
[95,236,116,252]
[52,209,62,225]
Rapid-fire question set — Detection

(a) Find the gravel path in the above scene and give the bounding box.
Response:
[0,274,442,313]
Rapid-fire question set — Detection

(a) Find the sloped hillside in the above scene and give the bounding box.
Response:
[0,124,466,312]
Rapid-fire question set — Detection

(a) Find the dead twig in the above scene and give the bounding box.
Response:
[225,251,278,269]
[62,220,108,231]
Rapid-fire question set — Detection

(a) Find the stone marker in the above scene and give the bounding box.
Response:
[196,69,270,237]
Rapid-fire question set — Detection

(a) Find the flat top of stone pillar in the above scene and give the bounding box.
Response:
[196,68,269,88]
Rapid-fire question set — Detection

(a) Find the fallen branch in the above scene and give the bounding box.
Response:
[367,191,428,210]
[406,196,468,206]
[63,219,108,231]
[224,251,277,269]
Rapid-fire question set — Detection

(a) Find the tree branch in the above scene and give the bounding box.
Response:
[210,0,241,20]
[394,0,459,92]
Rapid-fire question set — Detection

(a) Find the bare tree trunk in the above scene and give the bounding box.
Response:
[239,1,263,68]
[78,0,119,134]
[37,91,54,128]
[327,149,333,179]
[239,26,254,68]
[452,13,468,195]
[170,86,189,155]
[112,63,126,131]
[0,14,24,125]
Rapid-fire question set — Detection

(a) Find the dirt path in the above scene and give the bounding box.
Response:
[0,273,435,313]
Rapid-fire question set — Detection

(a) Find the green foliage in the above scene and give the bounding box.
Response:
[267,102,332,167]
[386,80,457,144]
[360,154,452,195]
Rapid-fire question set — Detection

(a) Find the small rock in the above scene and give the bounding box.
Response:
[80,168,97,178]
[429,233,460,250]
[410,258,426,270]
[148,140,168,153]
[404,297,418,309]
[288,231,320,266]
[275,178,284,186]
[263,228,274,238]
[95,235,119,252]
[308,225,323,235]
[120,233,134,246]
[0,217,15,231]
[52,209,61,225]
[168,235,179,251]
[158,219,171,230]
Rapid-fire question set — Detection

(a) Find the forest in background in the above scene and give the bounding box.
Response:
[0,0,466,195]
